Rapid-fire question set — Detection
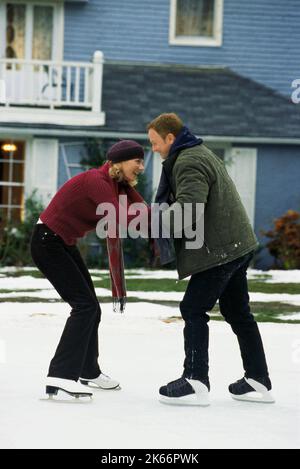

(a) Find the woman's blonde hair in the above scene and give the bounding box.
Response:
[108,163,138,187]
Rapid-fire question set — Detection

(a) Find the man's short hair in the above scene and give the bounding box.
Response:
[147,113,184,139]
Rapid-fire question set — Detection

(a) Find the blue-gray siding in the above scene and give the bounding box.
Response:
[64,0,299,97]
[255,144,300,269]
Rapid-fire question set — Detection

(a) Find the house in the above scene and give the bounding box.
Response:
[0,0,299,269]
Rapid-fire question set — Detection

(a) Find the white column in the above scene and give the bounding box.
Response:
[0,79,6,103]
[152,152,163,201]
[25,138,59,206]
[0,4,5,58]
[92,50,104,113]
[226,147,257,227]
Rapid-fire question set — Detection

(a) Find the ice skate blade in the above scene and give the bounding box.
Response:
[40,386,93,403]
[159,394,210,407]
[46,384,92,397]
[229,391,275,404]
[40,396,92,404]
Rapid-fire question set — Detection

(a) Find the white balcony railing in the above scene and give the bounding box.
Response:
[0,51,105,126]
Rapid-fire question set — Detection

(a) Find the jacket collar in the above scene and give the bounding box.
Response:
[162,126,202,176]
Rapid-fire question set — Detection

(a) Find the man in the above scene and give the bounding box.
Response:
[148,113,274,406]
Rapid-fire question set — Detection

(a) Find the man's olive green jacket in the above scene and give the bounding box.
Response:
[161,144,258,279]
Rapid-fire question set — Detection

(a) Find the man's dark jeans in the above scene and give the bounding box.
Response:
[180,251,269,383]
[30,224,101,381]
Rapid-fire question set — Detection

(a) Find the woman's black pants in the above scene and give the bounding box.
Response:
[31,224,101,380]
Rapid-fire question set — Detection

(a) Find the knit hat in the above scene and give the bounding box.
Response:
[107,140,144,163]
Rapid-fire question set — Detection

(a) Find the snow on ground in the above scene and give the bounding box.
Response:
[248,293,300,305]
[0,268,300,448]
[257,270,300,284]
[2,266,300,282]
[123,291,300,305]
[0,301,299,449]
[1,267,300,306]
[0,267,300,294]
[278,313,300,320]
[0,267,38,272]
[93,268,300,283]
[0,276,54,290]
[2,286,300,307]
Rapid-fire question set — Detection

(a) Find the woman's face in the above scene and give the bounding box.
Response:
[120,158,144,183]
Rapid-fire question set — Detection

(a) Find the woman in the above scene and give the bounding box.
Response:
[31,140,147,399]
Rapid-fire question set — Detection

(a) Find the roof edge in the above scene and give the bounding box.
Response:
[1,126,300,145]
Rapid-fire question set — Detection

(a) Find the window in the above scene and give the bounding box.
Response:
[0,2,64,102]
[32,5,54,60]
[169,0,223,47]
[5,4,26,60]
[0,2,63,61]
[0,141,25,225]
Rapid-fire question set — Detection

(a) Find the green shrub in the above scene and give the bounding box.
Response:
[0,191,44,266]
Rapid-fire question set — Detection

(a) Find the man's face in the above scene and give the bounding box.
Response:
[148,128,175,159]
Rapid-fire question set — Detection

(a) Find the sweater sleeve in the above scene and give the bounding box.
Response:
[86,173,149,236]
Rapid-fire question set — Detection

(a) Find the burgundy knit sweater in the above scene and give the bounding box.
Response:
[40,162,147,245]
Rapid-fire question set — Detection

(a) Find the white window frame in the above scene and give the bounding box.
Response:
[169,0,223,47]
[0,138,26,222]
[0,1,64,61]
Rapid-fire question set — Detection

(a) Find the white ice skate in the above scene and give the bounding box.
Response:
[80,373,121,390]
[43,377,93,402]
[229,377,275,403]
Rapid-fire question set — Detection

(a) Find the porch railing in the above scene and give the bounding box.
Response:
[0,51,103,113]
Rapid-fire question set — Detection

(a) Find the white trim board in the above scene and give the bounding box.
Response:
[0,128,300,144]
[0,107,105,126]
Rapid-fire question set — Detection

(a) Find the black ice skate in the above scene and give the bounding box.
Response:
[159,377,210,406]
[229,376,275,403]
